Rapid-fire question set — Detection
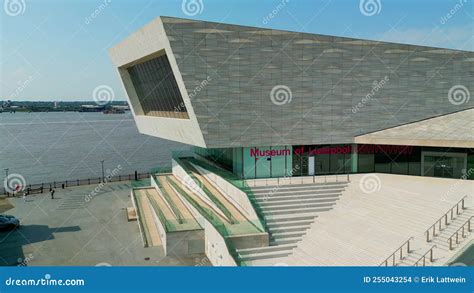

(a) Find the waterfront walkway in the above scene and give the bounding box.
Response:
[0,182,208,266]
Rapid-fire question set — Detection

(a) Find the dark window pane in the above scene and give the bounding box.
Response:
[392,154,409,174]
[358,154,374,172]
[374,153,391,173]
[128,54,188,119]
[408,147,421,175]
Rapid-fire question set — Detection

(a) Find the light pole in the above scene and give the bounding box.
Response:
[101,160,105,183]
[4,168,9,196]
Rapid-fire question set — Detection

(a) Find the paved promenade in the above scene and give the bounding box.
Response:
[0,181,208,266]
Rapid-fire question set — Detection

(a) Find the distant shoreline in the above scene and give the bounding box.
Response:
[1,101,130,113]
[0,110,129,113]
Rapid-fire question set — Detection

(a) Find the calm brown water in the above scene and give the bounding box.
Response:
[0,111,188,185]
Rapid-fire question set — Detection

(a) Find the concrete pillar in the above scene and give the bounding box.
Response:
[351,144,358,173]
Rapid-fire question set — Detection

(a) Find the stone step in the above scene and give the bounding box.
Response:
[270,236,302,246]
[258,197,339,208]
[236,244,297,256]
[253,193,341,203]
[270,226,312,234]
[266,213,320,223]
[236,250,294,262]
[266,219,315,229]
[247,181,348,191]
[251,187,346,196]
[265,206,333,216]
[260,202,335,212]
[271,231,306,239]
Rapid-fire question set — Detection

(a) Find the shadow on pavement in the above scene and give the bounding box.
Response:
[0,224,80,266]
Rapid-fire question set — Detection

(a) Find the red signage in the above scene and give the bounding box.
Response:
[249,145,414,159]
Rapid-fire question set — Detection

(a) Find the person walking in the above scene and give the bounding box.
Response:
[50,188,55,199]
[14,184,22,198]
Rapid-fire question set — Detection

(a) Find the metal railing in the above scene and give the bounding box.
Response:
[2,172,152,196]
[248,173,350,187]
[413,245,436,267]
[447,216,473,250]
[380,237,414,266]
[425,196,468,242]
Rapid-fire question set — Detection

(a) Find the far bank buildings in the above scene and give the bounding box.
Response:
[109,16,474,181]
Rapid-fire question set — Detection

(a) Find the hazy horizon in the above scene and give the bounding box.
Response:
[1,99,128,103]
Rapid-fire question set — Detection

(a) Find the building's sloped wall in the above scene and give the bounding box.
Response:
[162,17,474,148]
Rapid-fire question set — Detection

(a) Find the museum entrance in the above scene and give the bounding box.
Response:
[421,151,467,179]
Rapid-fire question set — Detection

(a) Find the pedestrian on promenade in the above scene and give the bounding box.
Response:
[14,184,22,197]
[50,188,55,199]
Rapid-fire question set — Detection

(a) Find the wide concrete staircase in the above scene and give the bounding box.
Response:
[235,181,348,263]
[399,206,474,266]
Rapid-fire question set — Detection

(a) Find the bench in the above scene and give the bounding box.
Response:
[126,207,137,222]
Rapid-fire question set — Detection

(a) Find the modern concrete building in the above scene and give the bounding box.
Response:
[109,16,474,181]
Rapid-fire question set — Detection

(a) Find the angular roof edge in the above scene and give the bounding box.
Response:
[157,16,472,53]
[354,108,474,148]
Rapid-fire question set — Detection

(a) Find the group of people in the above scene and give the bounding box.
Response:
[20,186,56,202]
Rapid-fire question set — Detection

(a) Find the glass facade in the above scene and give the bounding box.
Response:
[194,147,233,170]
[422,151,467,179]
[128,54,188,119]
[292,145,352,176]
[241,146,292,179]
[193,145,474,180]
[357,145,421,175]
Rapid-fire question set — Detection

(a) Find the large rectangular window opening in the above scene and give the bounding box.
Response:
[128,53,188,119]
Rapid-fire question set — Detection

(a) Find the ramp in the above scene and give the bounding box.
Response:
[132,188,163,247]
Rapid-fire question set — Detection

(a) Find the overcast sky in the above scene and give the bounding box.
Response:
[1,0,473,101]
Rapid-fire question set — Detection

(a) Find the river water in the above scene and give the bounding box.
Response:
[0,112,188,185]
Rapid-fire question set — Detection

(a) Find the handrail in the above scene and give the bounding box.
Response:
[414,245,436,267]
[425,195,468,242]
[447,216,473,250]
[380,237,414,266]
[2,171,154,195]
[250,174,350,187]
